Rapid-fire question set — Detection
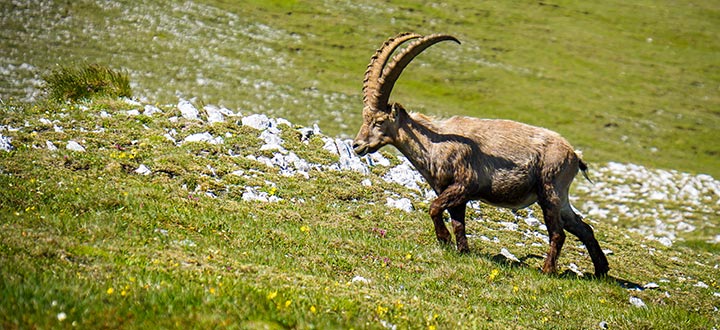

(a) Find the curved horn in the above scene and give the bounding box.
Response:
[363,32,422,112]
[376,34,461,110]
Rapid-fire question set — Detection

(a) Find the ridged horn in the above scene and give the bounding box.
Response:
[376,34,460,110]
[363,32,422,112]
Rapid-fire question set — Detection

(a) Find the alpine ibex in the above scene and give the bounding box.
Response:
[353,33,609,276]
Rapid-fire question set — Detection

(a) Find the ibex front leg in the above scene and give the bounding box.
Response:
[429,184,470,252]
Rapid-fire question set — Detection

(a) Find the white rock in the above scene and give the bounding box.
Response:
[499,221,519,232]
[322,137,369,174]
[259,130,285,152]
[657,237,673,247]
[643,282,660,289]
[694,281,709,288]
[568,263,584,277]
[351,276,371,284]
[500,248,521,263]
[386,197,413,212]
[66,141,85,152]
[204,105,225,124]
[242,114,271,130]
[361,179,372,187]
[121,97,142,106]
[135,164,151,176]
[46,140,57,151]
[183,132,223,145]
[242,186,281,203]
[178,99,199,120]
[125,109,140,116]
[382,159,423,191]
[629,296,647,308]
[0,134,14,152]
[522,215,543,228]
[143,104,162,116]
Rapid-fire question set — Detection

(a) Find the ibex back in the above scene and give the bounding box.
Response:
[353,33,609,276]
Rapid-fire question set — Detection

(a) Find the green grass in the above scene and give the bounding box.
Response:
[1,98,718,329]
[0,0,718,177]
[43,64,131,102]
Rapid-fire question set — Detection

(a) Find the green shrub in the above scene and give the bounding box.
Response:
[43,64,131,101]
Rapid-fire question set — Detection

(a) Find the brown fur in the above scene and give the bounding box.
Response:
[353,34,609,276]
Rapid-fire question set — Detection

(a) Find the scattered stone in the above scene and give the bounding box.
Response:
[499,221,519,232]
[135,164,151,176]
[178,99,199,120]
[386,197,413,212]
[567,263,584,277]
[242,113,272,130]
[0,134,14,152]
[322,137,368,173]
[643,282,660,289]
[259,129,285,152]
[144,104,162,116]
[381,159,424,191]
[657,237,673,247]
[351,275,371,284]
[629,296,647,308]
[46,140,57,151]
[500,247,521,263]
[183,132,223,145]
[66,140,85,152]
[242,186,281,203]
[204,105,225,124]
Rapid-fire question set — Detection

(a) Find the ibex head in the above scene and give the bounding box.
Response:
[353,33,460,156]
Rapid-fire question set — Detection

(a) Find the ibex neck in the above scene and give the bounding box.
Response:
[392,113,441,187]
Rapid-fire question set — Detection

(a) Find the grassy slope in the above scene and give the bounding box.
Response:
[1,98,718,329]
[0,0,718,177]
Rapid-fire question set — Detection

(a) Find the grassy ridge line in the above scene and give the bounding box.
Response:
[1,97,719,329]
[1,0,718,177]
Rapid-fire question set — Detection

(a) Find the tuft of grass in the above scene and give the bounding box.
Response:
[43,64,131,102]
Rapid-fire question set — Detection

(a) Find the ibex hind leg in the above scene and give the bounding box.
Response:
[561,206,609,276]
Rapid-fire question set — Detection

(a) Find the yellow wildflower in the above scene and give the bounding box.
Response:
[266,291,277,300]
[106,287,114,295]
[488,269,500,282]
[376,304,388,317]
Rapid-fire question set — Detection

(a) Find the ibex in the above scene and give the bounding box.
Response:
[353,33,609,276]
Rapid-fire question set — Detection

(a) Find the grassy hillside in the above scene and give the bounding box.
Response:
[1,0,718,177]
[1,97,718,329]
